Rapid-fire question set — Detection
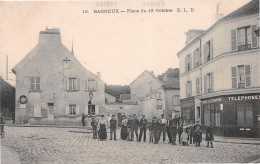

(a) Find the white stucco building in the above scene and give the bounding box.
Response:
[177,0,260,137]
[12,28,105,125]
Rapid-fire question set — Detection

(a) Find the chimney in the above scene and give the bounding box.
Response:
[38,27,61,45]
[97,72,101,79]
[163,74,167,82]
[215,3,224,22]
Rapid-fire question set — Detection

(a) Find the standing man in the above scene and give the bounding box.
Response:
[159,114,167,143]
[166,115,172,143]
[91,117,98,139]
[152,117,161,144]
[132,114,139,141]
[110,114,117,140]
[127,115,133,141]
[139,115,148,142]
[169,117,178,145]
[81,114,86,127]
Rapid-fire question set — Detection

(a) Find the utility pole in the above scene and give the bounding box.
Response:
[6,55,8,80]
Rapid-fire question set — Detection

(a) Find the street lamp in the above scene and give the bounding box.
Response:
[88,91,93,116]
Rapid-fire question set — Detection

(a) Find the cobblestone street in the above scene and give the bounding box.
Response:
[1,126,259,164]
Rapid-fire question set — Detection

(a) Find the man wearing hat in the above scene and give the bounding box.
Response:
[159,114,167,143]
[127,115,134,141]
[110,114,117,140]
[132,114,139,141]
[138,115,148,142]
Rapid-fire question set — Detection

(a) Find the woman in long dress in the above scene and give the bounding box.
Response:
[98,115,107,140]
[121,116,128,140]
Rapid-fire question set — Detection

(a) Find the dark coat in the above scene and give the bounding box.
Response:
[110,118,117,129]
[132,118,139,128]
[152,120,160,131]
[139,118,148,128]
[205,126,214,141]
[193,129,202,143]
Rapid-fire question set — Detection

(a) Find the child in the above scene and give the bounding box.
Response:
[147,121,153,143]
[206,122,214,148]
[193,126,202,147]
[180,128,189,146]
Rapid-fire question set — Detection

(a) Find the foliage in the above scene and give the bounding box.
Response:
[157,68,179,81]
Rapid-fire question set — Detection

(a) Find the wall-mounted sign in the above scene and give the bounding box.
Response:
[19,104,26,109]
[227,95,260,101]
[220,104,223,110]
[201,98,222,104]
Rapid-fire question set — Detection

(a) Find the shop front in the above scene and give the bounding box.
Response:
[201,93,260,138]
[180,97,195,125]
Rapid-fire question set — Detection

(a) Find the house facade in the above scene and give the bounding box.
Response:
[12,28,105,125]
[177,0,260,137]
[130,70,180,120]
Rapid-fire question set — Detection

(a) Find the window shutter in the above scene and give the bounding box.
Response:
[245,65,251,87]
[231,29,237,51]
[252,25,258,48]
[211,73,214,92]
[204,75,207,93]
[231,67,237,88]
[204,44,207,63]
[64,76,67,90]
[96,105,99,115]
[65,105,69,115]
[76,105,80,115]
[77,78,80,90]
[210,39,213,59]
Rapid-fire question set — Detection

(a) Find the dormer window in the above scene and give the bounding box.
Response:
[63,58,70,69]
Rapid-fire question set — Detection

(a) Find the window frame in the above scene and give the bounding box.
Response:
[69,105,76,116]
[30,76,41,92]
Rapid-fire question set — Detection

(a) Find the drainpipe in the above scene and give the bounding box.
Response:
[199,38,203,124]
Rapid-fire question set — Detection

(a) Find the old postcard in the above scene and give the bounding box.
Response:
[0,0,259,163]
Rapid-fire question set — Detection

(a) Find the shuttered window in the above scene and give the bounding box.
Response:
[193,48,200,68]
[69,105,76,115]
[231,65,251,89]
[69,78,77,91]
[196,77,200,95]
[186,80,192,98]
[65,77,80,91]
[185,54,191,72]
[204,40,213,63]
[87,79,97,91]
[204,73,214,93]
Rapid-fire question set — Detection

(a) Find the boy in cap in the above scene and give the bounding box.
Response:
[110,114,117,140]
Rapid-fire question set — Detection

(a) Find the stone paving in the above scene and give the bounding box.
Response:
[1,126,260,164]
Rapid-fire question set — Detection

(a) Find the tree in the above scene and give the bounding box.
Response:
[157,68,179,81]
[105,84,130,99]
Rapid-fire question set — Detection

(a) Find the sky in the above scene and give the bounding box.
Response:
[0,0,251,86]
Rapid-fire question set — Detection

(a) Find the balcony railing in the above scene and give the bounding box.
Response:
[238,44,251,51]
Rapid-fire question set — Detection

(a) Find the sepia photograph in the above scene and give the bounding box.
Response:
[0,0,259,163]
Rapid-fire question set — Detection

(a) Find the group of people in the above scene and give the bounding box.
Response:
[87,114,214,148]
